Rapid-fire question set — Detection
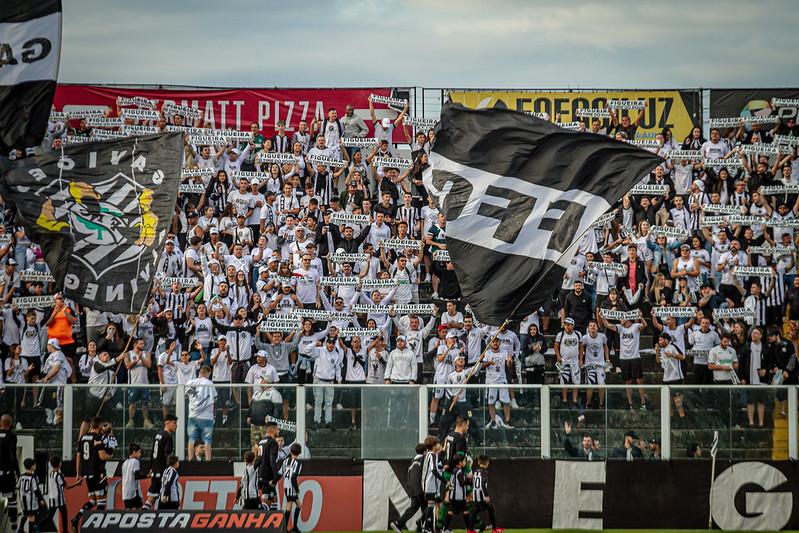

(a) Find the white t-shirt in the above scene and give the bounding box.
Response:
[158,352,177,384]
[211,347,231,382]
[708,345,738,382]
[618,324,641,360]
[581,332,607,365]
[186,376,217,420]
[555,331,581,364]
[484,349,509,384]
[175,360,201,385]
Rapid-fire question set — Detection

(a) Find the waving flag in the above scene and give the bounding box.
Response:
[0,0,62,152]
[0,133,183,313]
[422,103,662,325]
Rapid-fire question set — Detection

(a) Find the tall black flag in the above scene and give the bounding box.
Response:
[0,133,183,313]
[0,0,62,152]
[423,103,662,326]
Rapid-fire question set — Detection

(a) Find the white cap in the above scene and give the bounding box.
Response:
[446,330,458,338]
[335,247,345,254]
[251,179,260,186]
[381,117,391,128]
[47,338,60,348]
[256,350,268,358]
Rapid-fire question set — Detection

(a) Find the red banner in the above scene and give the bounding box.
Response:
[62,475,362,532]
[53,85,395,137]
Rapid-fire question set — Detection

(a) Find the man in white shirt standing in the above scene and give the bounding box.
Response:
[708,331,739,427]
[186,366,217,461]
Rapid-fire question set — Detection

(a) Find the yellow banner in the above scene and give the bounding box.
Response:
[448,90,697,142]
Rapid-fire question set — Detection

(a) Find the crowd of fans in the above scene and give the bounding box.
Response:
[1,95,798,445]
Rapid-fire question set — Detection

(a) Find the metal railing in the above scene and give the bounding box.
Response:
[1,383,795,461]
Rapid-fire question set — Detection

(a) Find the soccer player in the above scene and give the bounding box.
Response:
[443,455,472,532]
[0,415,20,533]
[159,455,180,509]
[554,317,582,408]
[257,421,281,510]
[421,436,444,533]
[73,417,113,531]
[471,455,503,533]
[581,320,610,409]
[144,414,177,510]
[47,456,81,533]
[234,451,260,510]
[17,459,44,533]
[281,443,303,533]
[121,443,147,509]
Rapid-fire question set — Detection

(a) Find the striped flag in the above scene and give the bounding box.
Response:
[0,0,62,152]
[710,430,719,458]
[422,103,662,325]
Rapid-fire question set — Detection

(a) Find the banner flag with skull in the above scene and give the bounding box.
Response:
[0,133,183,313]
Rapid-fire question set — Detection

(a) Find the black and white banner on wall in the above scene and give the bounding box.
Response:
[374,156,413,169]
[0,133,183,314]
[606,100,647,110]
[422,103,662,325]
[117,96,155,109]
[307,155,347,168]
[340,137,379,148]
[0,0,62,152]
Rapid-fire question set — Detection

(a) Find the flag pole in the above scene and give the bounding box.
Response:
[446,320,508,410]
[95,299,150,417]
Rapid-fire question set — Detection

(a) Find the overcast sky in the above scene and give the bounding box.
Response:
[60,0,799,89]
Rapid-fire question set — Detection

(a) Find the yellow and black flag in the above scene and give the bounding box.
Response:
[0,133,183,313]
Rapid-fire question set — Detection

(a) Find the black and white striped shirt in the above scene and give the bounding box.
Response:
[160,466,180,504]
[17,472,42,513]
[238,464,259,501]
[280,456,302,498]
[48,470,65,507]
[396,206,420,237]
[746,293,768,327]
[471,467,489,503]
[164,292,189,321]
[447,467,469,502]
[766,271,786,308]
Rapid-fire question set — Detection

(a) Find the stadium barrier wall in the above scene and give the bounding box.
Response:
[48,458,799,531]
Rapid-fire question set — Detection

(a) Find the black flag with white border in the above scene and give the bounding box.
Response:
[0,0,62,153]
[423,103,662,326]
[0,133,183,313]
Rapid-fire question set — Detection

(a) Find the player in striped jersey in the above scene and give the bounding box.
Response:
[471,455,502,533]
[281,443,303,533]
[443,455,472,532]
[421,436,443,533]
[159,456,180,509]
[16,459,44,533]
[234,451,260,510]
[48,456,81,533]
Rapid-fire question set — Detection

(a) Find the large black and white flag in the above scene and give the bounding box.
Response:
[0,133,183,313]
[423,103,662,325]
[0,0,62,152]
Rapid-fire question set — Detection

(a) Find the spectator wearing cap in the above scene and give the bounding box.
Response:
[255,329,301,420]
[648,437,662,460]
[220,142,250,177]
[303,336,344,429]
[671,243,701,292]
[45,293,78,380]
[245,350,282,444]
[610,430,644,460]
[0,258,20,305]
[40,338,70,424]
[209,335,233,426]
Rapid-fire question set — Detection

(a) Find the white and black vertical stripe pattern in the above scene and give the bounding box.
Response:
[766,272,785,308]
[48,470,65,507]
[281,456,302,498]
[750,293,767,327]
[17,473,41,512]
[164,292,188,321]
[0,0,61,152]
[397,205,420,236]
[422,103,662,325]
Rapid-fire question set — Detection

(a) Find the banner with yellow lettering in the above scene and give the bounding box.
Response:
[448,90,699,142]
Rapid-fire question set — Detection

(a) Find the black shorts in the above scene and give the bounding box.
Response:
[0,474,16,494]
[124,496,142,509]
[85,476,108,495]
[258,480,276,500]
[285,494,299,503]
[449,500,468,514]
[147,476,162,497]
[159,501,179,510]
[242,498,261,510]
[231,361,250,384]
[278,373,294,403]
[620,359,643,381]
